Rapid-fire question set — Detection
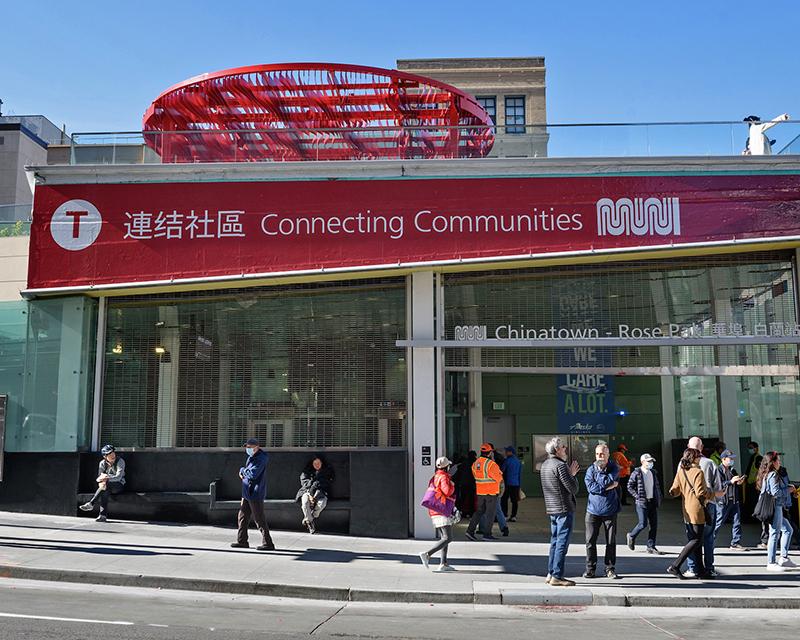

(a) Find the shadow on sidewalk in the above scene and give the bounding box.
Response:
[0,540,192,556]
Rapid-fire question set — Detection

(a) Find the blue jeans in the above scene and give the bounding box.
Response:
[628,500,658,548]
[480,497,507,532]
[714,501,742,546]
[687,502,716,573]
[767,507,794,565]
[548,511,574,579]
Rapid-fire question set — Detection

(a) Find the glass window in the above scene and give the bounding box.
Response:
[100,278,407,449]
[476,96,496,125]
[504,96,526,134]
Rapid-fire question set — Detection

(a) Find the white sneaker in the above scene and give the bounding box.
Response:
[418,552,430,570]
[683,570,698,578]
[778,557,797,568]
[79,502,93,512]
[436,564,456,572]
[767,563,786,572]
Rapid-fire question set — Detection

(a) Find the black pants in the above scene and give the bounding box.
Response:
[618,478,629,505]
[501,486,520,519]
[237,498,273,546]
[467,494,498,536]
[671,523,704,573]
[425,525,453,563]
[90,481,124,515]
[585,513,617,570]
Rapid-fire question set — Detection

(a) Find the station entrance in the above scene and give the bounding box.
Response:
[439,251,800,501]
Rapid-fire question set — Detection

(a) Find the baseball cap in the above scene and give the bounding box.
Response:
[720,449,736,459]
[243,437,260,446]
[435,456,452,469]
[480,443,493,453]
[617,443,628,451]
[640,453,656,463]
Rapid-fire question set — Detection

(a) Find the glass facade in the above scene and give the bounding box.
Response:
[0,297,96,452]
[443,252,800,482]
[100,278,407,449]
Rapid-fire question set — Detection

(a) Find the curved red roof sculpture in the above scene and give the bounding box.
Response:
[143,63,495,162]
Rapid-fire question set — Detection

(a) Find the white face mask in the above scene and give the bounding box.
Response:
[245,447,256,457]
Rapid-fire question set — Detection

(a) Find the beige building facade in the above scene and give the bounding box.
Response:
[396,57,548,157]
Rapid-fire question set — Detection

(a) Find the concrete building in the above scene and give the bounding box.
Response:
[397,57,548,157]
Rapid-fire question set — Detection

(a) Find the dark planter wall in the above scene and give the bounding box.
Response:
[0,452,81,516]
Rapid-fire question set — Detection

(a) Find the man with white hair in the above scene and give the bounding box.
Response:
[541,437,580,586]
[686,436,725,577]
[583,443,621,579]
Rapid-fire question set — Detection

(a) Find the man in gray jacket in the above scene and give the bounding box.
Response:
[541,437,580,586]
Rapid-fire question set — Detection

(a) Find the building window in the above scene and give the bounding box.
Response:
[476,96,496,125]
[504,96,526,134]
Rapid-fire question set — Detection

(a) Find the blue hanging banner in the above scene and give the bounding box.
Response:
[556,373,616,435]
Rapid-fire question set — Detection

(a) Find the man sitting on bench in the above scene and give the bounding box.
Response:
[80,444,126,522]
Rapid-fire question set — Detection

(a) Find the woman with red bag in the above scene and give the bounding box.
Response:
[419,456,459,572]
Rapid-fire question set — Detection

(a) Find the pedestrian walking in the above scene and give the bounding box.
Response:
[465,443,503,540]
[583,443,621,579]
[453,450,477,518]
[79,444,125,522]
[757,451,798,571]
[686,435,724,577]
[667,448,715,579]
[626,453,664,554]
[611,444,633,505]
[541,437,580,587]
[296,455,334,534]
[230,437,275,551]
[419,456,459,572]
[479,444,510,537]
[715,449,746,550]
[501,446,523,522]
[743,441,769,547]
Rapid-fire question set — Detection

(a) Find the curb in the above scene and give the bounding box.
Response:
[2,565,800,609]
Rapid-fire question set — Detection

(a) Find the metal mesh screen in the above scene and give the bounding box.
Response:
[101,278,406,449]
[443,252,798,371]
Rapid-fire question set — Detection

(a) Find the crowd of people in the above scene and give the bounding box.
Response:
[419,436,798,581]
[79,435,796,583]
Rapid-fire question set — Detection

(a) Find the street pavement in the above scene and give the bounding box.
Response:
[0,502,798,609]
[1,578,800,640]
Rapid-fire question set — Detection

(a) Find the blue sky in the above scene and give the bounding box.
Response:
[2,1,798,133]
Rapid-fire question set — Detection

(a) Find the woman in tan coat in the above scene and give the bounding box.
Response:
[666,448,715,579]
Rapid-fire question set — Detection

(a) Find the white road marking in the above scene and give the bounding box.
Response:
[0,612,134,625]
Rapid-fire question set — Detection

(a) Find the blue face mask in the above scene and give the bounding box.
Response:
[245,447,256,457]
[646,462,654,470]
[748,448,755,455]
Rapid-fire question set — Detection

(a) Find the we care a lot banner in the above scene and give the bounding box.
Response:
[557,373,616,435]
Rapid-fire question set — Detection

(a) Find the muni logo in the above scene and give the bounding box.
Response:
[596,196,681,237]
[454,325,487,340]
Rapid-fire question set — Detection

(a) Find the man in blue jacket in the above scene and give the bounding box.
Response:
[231,437,275,551]
[583,443,621,579]
[501,446,523,522]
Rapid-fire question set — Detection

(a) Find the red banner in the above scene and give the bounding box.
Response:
[27,174,800,290]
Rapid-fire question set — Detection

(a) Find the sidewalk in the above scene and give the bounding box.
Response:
[1,510,798,608]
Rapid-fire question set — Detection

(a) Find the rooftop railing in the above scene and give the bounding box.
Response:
[56,120,800,165]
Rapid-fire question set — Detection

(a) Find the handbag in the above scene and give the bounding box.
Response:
[752,474,778,522]
[420,477,456,517]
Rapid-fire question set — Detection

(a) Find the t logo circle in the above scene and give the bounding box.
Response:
[50,199,102,251]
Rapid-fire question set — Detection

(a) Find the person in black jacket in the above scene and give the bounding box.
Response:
[453,451,478,518]
[296,455,334,533]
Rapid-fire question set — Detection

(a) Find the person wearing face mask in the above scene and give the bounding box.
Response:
[583,443,621,579]
[715,449,746,550]
[231,437,275,551]
[625,453,663,555]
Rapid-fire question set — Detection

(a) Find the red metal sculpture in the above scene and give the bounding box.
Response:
[143,63,494,162]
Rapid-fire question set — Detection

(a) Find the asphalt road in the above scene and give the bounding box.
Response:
[0,578,797,640]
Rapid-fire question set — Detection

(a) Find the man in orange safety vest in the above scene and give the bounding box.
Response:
[465,443,503,540]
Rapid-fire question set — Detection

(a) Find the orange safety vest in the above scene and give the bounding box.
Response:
[612,451,632,478]
[472,456,502,495]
